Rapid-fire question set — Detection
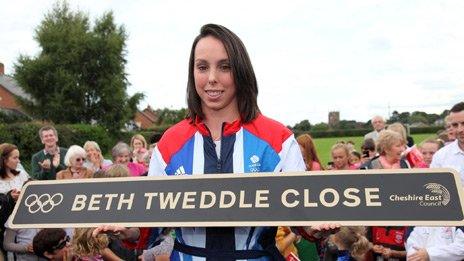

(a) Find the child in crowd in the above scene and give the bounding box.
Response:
[33,228,72,261]
[418,139,443,167]
[350,151,362,168]
[330,143,356,170]
[324,226,371,261]
[72,228,110,261]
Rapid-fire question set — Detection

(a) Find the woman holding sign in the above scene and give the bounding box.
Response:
[144,24,336,261]
[94,23,338,261]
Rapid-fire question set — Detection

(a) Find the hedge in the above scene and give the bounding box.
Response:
[293,126,443,138]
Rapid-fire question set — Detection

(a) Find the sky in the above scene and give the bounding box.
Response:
[1,0,463,126]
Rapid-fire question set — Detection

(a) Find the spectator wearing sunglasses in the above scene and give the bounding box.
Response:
[56,145,93,180]
[33,229,71,260]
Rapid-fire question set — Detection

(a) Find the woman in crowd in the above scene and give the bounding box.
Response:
[330,143,356,170]
[387,123,426,168]
[361,130,409,260]
[56,145,93,180]
[83,141,112,173]
[0,143,30,258]
[111,142,146,176]
[0,143,28,197]
[130,134,149,165]
[297,134,323,171]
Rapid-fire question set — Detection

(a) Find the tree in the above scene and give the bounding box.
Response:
[312,122,329,131]
[156,108,188,125]
[14,2,143,133]
[293,119,312,132]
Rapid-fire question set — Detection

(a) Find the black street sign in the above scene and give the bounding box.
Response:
[9,168,464,228]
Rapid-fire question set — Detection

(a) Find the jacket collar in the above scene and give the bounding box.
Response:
[193,116,242,137]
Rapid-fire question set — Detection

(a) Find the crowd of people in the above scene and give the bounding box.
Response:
[1,23,464,261]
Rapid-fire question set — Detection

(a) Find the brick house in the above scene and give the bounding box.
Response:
[134,105,159,129]
[0,63,31,117]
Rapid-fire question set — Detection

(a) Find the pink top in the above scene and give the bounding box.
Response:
[127,162,147,176]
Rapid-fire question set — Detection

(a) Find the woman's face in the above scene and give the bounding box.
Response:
[332,148,349,170]
[193,36,238,116]
[385,141,406,161]
[115,150,130,165]
[71,155,85,168]
[5,149,20,171]
[133,139,144,150]
[85,146,98,159]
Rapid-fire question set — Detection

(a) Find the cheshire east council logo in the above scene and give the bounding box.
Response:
[424,183,450,206]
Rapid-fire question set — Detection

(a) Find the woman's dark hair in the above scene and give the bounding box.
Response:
[187,24,260,123]
[0,143,20,179]
[33,228,67,259]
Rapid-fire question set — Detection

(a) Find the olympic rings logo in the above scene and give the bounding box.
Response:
[24,193,63,214]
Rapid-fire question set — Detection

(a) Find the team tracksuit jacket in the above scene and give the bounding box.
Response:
[148,114,305,261]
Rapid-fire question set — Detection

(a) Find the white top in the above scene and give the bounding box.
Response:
[430,140,464,185]
[406,227,464,261]
[364,130,380,141]
[0,170,29,194]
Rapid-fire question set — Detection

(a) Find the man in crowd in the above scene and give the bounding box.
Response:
[364,115,385,141]
[31,126,67,180]
[431,102,464,184]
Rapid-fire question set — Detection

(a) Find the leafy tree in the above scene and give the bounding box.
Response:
[410,111,429,124]
[14,2,143,133]
[155,108,188,125]
[312,122,329,131]
[293,119,312,131]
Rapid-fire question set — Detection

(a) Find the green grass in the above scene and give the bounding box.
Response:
[313,133,436,168]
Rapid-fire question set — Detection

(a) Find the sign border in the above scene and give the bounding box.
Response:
[9,168,464,228]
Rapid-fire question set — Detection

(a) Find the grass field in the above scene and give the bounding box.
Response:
[313,133,437,168]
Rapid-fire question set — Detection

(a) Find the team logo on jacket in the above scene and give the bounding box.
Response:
[249,155,261,172]
[175,166,186,175]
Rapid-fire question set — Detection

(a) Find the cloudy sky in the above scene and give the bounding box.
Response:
[1,0,463,125]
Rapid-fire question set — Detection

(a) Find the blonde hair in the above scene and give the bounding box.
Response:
[104,164,130,178]
[72,228,108,257]
[331,143,350,157]
[376,130,405,155]
[334,226,371,260]
[83,141,102,153]
[387,122,407,143]
[131,134,147,150]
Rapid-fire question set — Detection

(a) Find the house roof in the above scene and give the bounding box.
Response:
[0,74,32,101]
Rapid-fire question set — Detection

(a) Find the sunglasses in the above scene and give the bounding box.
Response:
[75,158,85,162]
[51,235,70,251]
